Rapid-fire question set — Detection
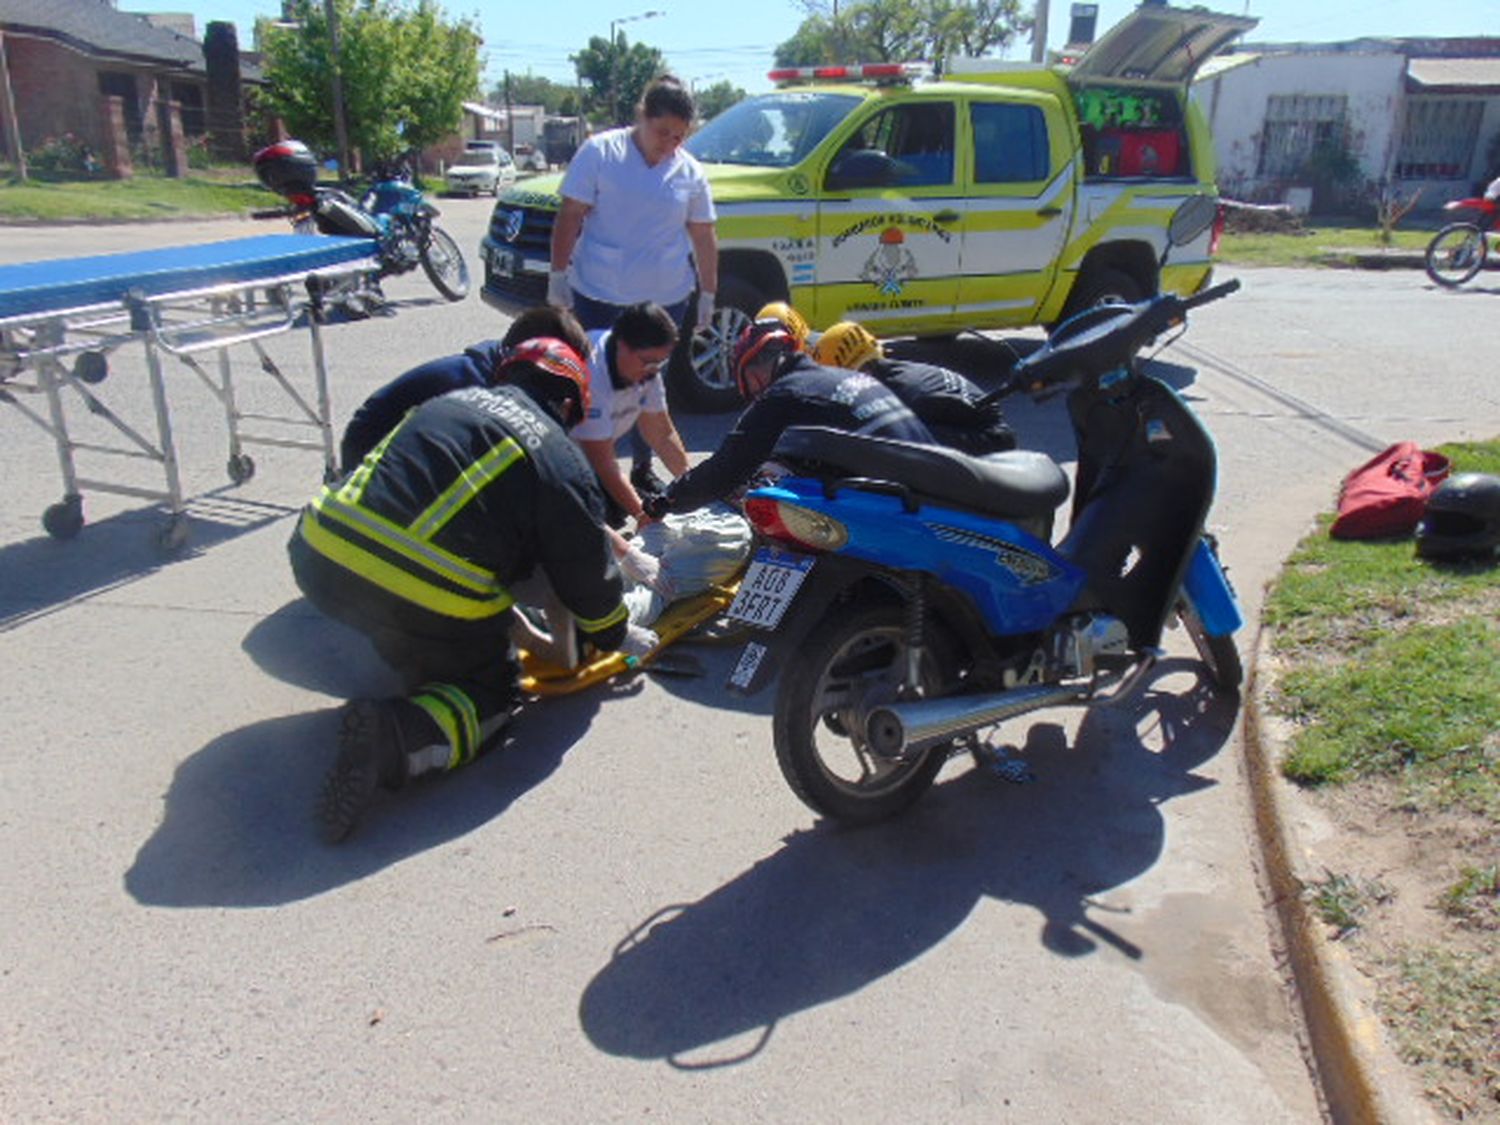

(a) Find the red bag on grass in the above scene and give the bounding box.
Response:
[1330,441,1452,539]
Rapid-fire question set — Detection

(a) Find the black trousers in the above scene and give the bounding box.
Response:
[288,532,519,721]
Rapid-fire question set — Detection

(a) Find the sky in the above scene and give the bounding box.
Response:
[123,1,1500,99]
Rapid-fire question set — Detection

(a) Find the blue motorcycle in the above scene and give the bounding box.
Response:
[724,199,1243,825]
[253,141,470,308]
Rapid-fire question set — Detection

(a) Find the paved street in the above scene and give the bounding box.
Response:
[2,201,1497,1121]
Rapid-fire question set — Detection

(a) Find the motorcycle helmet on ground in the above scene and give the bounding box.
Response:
[755,301,811,349]
[814,320,883,371]
[1415,472,1500,560]
[496,337,592,428]
[732,320,798,399]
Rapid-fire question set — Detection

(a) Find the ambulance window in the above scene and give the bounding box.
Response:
[832,102,956,187]
[971,102,1049,184]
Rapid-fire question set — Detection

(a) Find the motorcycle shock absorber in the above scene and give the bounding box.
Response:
[902,573,927,695]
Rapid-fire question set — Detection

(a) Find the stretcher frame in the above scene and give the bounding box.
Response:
[0,236,378,549]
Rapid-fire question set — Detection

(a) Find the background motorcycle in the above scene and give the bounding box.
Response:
[722,197,1243,825]
[252,141,470,313]
[1424,183,1499,288]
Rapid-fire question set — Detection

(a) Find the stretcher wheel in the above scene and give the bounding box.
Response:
[42,495,84,540]
[228,453,256,484]
[158,515,189,553]
[73,351,109,385]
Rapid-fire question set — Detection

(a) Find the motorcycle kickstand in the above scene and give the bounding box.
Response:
[957,734,1036,784]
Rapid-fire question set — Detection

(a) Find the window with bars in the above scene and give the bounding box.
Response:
[1256,94,1348,178]
[1395,98,1483,180]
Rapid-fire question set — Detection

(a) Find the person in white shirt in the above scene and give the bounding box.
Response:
[571,302,693,526]
[549,74,718,498]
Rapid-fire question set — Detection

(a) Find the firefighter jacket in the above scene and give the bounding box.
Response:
[339,340,506,471]
[867,357,1016,455]
[662,354,934,513]
[297,384,628,648]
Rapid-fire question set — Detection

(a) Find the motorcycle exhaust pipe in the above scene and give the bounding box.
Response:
[865,682,1089,758]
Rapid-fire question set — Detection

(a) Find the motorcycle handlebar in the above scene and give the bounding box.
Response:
[1183,278,1240,310]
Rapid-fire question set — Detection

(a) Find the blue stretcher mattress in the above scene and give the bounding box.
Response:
[0,234,377,320]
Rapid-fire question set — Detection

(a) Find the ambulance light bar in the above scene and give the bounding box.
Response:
[767,62,930,84]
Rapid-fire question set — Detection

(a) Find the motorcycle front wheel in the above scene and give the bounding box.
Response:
[419,225,470,301]
[1424,222,1487,288]
[773,603,956,825]
[1176,599,1243,692]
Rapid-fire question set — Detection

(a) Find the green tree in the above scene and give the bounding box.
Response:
[777,0,1024,70]
[260,0,481,166]
[496,74,572,114]
[694,81,746,122]
[572,34,667,127]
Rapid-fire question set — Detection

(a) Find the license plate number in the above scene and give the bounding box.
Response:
[726,547,814,630]
[487,246,517,277]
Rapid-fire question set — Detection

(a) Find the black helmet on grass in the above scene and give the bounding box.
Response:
[1416,472,1500,561]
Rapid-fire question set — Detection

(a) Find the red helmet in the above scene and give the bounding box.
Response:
[497,336,592,423]
[732,319,797,399]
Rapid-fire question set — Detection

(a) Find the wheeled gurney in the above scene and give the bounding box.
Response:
[0,234,377,548]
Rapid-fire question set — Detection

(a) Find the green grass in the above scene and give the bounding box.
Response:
[0,172,277,222]
[1307,869,1393,939]
[1265,438,1500,808]
[1381,948,1500,1117]
[1218,223,1433,268]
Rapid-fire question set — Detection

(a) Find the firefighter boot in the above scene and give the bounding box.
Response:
[317,698,436,844]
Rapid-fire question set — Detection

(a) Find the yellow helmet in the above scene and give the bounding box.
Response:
[814,320,883,370]
[755,301,811,348]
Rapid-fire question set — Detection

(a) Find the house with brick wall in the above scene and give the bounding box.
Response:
[0,0,262,177]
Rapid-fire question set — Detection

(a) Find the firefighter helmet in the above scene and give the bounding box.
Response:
[814,320,883,371]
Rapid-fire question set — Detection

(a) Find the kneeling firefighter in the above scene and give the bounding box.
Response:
[288,338,629,843]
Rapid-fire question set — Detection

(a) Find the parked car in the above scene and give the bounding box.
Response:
[445,141,515,197]
[513,143,549,174]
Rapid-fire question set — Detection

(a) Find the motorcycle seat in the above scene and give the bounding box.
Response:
[772,426,1069,519]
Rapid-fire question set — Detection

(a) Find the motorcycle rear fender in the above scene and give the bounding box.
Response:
[724,554,894,698]
[1182,537,1243,636]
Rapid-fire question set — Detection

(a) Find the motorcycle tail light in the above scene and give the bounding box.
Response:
[744,497,848,552]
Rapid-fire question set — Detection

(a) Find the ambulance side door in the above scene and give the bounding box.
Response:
[956,91,1076,328]
[812,97,964,334]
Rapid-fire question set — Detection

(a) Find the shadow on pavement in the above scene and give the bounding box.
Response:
[577,660,1236,1068]
[0,492,293,631]
[123,689,603,907]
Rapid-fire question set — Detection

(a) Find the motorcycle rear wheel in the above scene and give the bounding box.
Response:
[420,225,471,301]
[773,603,955,825]
[1424,222,1487,288]
[1176,599,1243,692]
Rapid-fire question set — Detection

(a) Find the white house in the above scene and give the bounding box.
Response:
[1193,40,1500,213]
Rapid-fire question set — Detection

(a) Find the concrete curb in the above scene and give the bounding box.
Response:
[1244,626,1438,1125]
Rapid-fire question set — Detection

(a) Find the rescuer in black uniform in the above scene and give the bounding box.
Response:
[813,320,1016,456]
[288,338,630,843]
[644,319,935,516]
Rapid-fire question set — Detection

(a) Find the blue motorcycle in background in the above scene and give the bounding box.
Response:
[252,141,470,312]
[723,197,1243,825]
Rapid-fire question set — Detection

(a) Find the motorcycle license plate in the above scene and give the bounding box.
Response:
[726,547,814,630]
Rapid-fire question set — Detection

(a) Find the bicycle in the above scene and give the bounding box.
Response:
[1424,188,1499,288]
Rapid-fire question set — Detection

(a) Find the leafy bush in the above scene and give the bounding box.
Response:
[25,134,102,178]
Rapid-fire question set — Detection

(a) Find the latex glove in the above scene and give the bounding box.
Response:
[547,269,572,308]
[620,622,660,657]
[696,290,716,330]
[619,542,677,601]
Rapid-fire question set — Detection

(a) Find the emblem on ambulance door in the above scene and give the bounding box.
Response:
[860,226,919,297]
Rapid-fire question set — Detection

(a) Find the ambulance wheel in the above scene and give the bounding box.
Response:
[42,495,84,540]
[1062,266,1146,321]
[668,275,764,413]
[228,453,256,484]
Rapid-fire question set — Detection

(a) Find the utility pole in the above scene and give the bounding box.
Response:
[1031,0,1049,64]
[323,0,353,178]
[0,31,27,181]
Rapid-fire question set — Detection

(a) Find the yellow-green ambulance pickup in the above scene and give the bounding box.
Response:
[480,4,1255,410]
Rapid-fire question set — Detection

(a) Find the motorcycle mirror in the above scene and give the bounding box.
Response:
[1167,195,1219,248]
